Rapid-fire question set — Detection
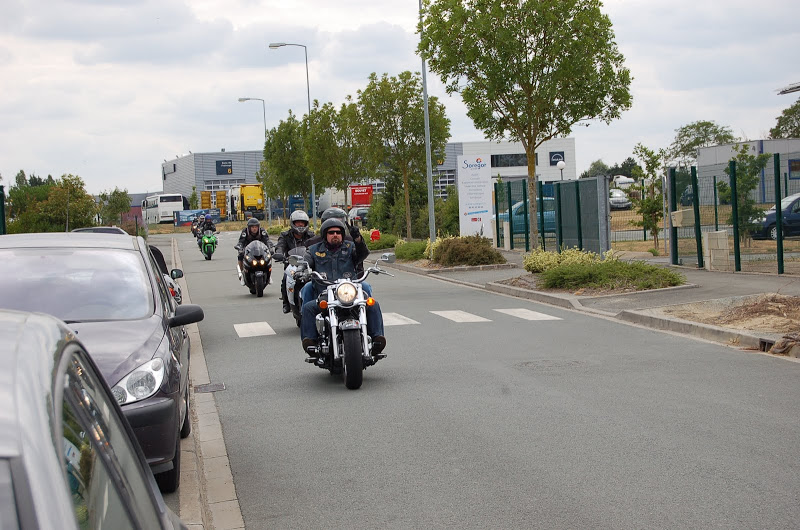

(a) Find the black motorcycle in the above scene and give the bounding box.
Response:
[273,246,310,327]
[235,240,274,297]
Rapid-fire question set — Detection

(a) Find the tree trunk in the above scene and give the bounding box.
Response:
[403,167,412,240]
[525,144,539,247]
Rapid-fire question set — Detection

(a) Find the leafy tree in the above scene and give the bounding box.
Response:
[189,186,199,209]
[579,159,611,179]
[258,110,311,210]
[718,144,771,245]
[356,71,450,239]
[609,157,640,179]
[668,120,737,166]
[98,187,131,226]
[419,0,632,242]
[630,143,666,248]
[769,98,800,139]
[7,174,95,233]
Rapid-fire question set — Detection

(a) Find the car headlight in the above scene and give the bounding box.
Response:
[111,358,165,405]
[336,282,358,305]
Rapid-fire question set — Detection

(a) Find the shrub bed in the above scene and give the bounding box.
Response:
[539,260,685,291]
[368,233,398,250]
[432,235,506,267]
[395,240,427,261]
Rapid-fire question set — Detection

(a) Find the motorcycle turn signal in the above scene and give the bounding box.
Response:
[366,297,375,306]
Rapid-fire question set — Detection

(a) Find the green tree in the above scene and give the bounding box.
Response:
[189,186,199,209]
[609,157,640,179]
[769,98,800,139]
[579,159,611,179]
[356,71,450,239]
[7,174,95,233]
[419,0,632,242]
[98,187,131,226]
[258,110,312,211]
[668,120,737,166]
[630,143,666,249]
[718,144,771,245]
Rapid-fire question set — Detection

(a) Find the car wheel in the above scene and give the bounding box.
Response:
[769,225,778,241]
[180,384,191,439]
[155,433,181,493]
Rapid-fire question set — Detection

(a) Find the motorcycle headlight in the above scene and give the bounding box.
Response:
[259,259,265,265]
[111,358,165,406]
[336,282,358,305]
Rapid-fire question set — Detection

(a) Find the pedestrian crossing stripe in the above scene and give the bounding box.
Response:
[493,308,562,321]
[234,322,276,337]
[430,310,491,323]
[383,313,420,326]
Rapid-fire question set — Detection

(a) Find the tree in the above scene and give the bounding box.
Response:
[356,71,450,239]
[609,157,640,179]
[769,98,800,139]
[630,143,666,249]
[189,186,199,209]
[718,144,770,245]
[98,187,131,226]
[7,174,95,233]
[258,110,312,211]
[419,0,632,241]
[579,159,611,179]
[668,120,737,166]
[15,170,27,188]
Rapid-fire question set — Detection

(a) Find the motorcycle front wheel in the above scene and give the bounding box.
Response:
[342,329,363,390]
[256,276,265,297]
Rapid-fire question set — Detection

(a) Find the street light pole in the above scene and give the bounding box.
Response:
[419,0,436,244]
[557,160,566,181]
[238,97,271,222]
[269,42,317,222]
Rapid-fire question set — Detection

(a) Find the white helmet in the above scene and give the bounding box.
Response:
[290,210,310,235]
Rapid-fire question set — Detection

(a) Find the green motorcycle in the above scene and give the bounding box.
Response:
[199,230,218,260]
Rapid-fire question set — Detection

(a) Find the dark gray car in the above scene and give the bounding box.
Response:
[0,309,186,529]
[0,233,204,493]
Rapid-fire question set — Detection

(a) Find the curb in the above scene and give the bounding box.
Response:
[173,238,244,530]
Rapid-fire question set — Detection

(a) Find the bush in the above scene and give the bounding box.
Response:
[432,235,506,267]
[367,233,398,250]
[267,224,285,236]
[539,260,685,291]
[523,247,618,273]
[395,240,427,261]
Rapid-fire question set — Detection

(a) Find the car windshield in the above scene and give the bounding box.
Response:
[0,248,153,322]
[610,190,626,198]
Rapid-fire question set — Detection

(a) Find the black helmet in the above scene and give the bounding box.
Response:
[320,218,346,238]
[247,217,260,228]
[290,210,310,234]
[320,207,347,223]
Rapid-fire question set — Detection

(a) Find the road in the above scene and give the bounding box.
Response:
[163,232,800,529]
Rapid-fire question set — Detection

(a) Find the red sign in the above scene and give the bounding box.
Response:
[350,185,373,206]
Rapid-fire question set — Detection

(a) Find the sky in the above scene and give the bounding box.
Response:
[1,0,798,195]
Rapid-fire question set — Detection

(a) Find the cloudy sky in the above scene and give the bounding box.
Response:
[1,0,798,194]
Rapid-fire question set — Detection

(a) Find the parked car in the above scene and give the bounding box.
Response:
[493,197,556,234]
[348,206,370,228]
[609,189,632,210]
[0,309,186,529]
[752,192,800,240]
[679,185,694,207]
[72,226,129,234]
[0,233,204,493]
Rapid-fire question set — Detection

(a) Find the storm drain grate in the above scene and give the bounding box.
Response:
[759,339,775,352]
[194,382,226,393]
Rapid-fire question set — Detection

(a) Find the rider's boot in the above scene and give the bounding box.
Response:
[371,335,386,356]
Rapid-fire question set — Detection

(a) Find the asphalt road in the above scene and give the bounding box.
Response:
[166,232,800,529]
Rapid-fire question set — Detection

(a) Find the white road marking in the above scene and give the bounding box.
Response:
[430,310,491,323]
[493,308,562,321]
[234,322,276,338]
[383,312,420,326]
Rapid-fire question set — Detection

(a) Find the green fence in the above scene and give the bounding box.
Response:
[494,179,530,251]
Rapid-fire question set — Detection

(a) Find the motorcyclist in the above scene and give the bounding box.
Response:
[237,217,272,280]
[197,214,216,247]
[306,207,369,275]
[275,210,315,313]
[300,218,385,356]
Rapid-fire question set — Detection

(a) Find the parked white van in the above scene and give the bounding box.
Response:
[612,175,635,189]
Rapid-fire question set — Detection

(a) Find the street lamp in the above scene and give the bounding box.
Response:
[237,97,267,138]
[557,160,566,181]
[268,42,316,221]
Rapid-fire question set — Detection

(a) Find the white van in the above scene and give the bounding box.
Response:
[612,175,635,189]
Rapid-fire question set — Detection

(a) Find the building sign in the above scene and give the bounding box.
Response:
[216,160,233,175]
[549,151,565,166]
[457,155,492,237]
[790,159,800,180]
[350,185,373,206]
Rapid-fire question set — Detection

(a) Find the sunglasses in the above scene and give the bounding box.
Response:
[327,230,344,236]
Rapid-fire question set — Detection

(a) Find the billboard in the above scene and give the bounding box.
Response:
[216,160,233,175]
[457,154,492,237]
[350,185,373,206]
[174,209,221,226]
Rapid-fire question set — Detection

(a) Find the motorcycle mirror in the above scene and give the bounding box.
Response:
[380,253,396,264]
[273,253,285,262]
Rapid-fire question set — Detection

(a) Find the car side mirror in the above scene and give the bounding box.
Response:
[169,304,204,328]
[170,269,184,279]
[273,253,285,262]
[381,253,396,264]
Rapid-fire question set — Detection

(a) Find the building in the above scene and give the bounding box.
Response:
[161,150,263,197]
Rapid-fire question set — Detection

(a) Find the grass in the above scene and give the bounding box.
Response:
[539,260,686,291]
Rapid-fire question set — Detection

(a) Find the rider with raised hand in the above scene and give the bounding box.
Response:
[300,218,386,356]
[237,217,271,278]
[275,210,315,313]
[306,207,369,273]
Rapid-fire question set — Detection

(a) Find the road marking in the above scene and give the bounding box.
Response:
[494,308,562,321]
[383,312,420,326]
[234,321,276,338]
[430,310,491,323]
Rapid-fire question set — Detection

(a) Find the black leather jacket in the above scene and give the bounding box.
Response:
[237,227,271,252]
[275,229,315,256]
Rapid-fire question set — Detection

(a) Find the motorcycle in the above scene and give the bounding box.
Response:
[273,246,310,328]
[289,252,395,390]
[235,240,274,297]
[191,218,201,238]
[199,230,218,260]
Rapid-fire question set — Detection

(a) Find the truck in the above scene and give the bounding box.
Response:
[230,184,265,220]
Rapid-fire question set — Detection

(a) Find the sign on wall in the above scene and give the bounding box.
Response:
[549,151,565,166]
[216,160,233,175]
[457,155,492,237]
